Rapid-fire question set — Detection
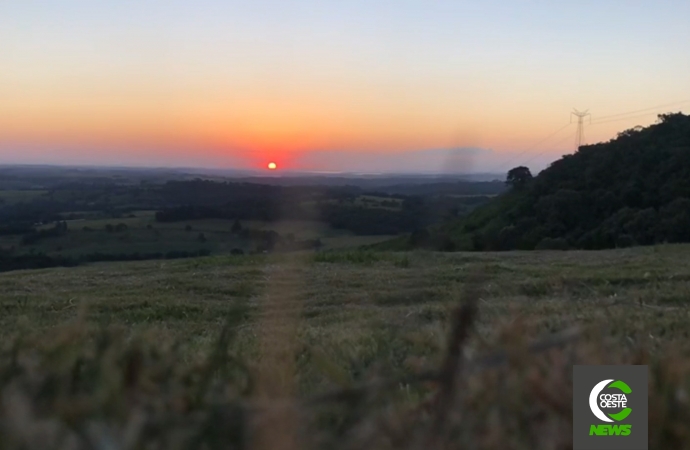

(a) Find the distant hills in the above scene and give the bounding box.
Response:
[0,164,505,190]
[404,113,690,251]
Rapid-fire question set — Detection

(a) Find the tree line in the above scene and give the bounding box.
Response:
[0,249,212,273]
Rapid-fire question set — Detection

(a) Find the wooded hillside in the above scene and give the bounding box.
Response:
[435,113,690,250]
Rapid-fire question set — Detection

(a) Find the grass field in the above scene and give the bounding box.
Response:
[7,214,395,257]
[318,194,403,211]
[1,245,690,448]
[0,190,49,204]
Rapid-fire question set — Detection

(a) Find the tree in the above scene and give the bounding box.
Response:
[231,219,243,234]
[506,166,533,190]
[659,198,690,242]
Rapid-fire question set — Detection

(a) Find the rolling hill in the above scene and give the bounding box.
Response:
[418,113,690,251]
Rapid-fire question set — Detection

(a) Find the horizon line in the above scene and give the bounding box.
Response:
[0,162,509,178]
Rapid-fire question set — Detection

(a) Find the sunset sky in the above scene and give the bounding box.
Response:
[1,1,689,173]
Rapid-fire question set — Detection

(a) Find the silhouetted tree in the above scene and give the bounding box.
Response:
[506,166,533,190]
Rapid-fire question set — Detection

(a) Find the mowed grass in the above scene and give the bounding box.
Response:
[1,246,690,448]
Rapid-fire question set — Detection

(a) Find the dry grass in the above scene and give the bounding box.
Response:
[1,245,690,448]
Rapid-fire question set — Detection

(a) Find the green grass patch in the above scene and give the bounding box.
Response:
[1,246,690,447]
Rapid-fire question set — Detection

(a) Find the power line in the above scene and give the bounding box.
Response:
[589,111,668,127]
[468,100,689,176]
[493,122,572,173]
[591,100,690,123]
[500,100,689,171]
[517,104,682,170]
[519,131,578,167]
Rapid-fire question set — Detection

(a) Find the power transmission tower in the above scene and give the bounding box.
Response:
[571,109,591,149]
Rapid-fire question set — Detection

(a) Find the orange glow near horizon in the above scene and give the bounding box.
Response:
[1,84,674,165]
[1,90,684,172]
[1,2,689,170]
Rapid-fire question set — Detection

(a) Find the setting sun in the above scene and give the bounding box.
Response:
[267,162,277,170]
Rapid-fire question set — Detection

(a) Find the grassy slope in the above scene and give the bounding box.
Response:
[437,189,519,249]
[4,244,690,348]
[1,246,690,447]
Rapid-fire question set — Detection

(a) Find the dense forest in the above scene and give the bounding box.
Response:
[420,113,690,251]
